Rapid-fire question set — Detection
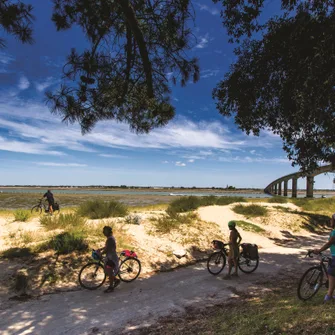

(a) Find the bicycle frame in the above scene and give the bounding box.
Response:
[307,251,331,287]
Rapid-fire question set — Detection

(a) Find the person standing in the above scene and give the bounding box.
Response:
[313,213,335,302]
[43,189,54,215]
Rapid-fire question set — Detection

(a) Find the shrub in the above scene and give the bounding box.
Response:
[151,212,198,234]
[167,196,247,214]
[235,220,266,234]
[267,196,288,204]
[40,213,87,231]
[77,199,128,219]
[215,196,247,206]
[14,209,30,222]
[168,196,202,213]
[40,231,88,254]
[232,204,268,217]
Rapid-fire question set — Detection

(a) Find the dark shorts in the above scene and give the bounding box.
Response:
[327,256,335,277]
[47,199,54,206]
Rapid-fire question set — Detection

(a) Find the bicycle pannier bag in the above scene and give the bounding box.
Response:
[242,243,259,260]
[212,240,224,249]
[52,203,60,211]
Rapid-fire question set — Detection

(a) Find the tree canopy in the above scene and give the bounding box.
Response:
[0,0,33,48]
[213,0,335,172]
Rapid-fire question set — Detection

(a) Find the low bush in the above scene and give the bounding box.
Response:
[267,196,288,204]
[39,231,88,254]
[14,209,30,222]
[291,197,335,215]
[125,214,141,225]
[232,204,268,217]
[167,196,247,214]
[151,212,198,234]
[40,213,87,231]
[77,199,128,219]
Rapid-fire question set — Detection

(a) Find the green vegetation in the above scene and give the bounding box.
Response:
[40,213,87,231]
[267,196,288,204]
[38,231,88,255]
[167,196,246,214]
[151,212,198,234]
[291,197,335,215]
[235,220,266,234]
[13,209,30,222]
[232,204,268,218]
[141,280,334,335]
[77,199,129,219]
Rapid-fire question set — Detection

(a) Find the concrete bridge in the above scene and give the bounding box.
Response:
[264,164,335,198]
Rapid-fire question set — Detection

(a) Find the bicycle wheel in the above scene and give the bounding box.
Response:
[297,266,323,301]
[31,205,42,214]
[207,251,226,275]
[118,258,141,282]
[78,262,106,290]
[238,253,259,273]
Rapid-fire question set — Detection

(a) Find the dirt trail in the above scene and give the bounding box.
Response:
[0,231,327,335]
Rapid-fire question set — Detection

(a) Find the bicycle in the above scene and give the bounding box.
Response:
[31,198,60,214]
[78,249,141,290]
[297,250,331,301]
[207,240,259,275]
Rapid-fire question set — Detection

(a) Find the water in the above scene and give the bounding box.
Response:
[0,188,330,198]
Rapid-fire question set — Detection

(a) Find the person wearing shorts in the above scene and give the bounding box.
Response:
[98,226,120,293]
[224,220,242,279]
[43,189,54,215]
[313,213,335,302]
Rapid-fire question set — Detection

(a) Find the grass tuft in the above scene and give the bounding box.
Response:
[77,199,128,219]
[151,212,198,234]
[234,220,266,234]
[13,209,30,222]
[167,196,247,214]
[40,213,87,231]
[267,196,289,203]
[233,204,268,217]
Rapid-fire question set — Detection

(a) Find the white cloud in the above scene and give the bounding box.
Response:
[188,159,195,163]
[250,150,256,154]
[36,162,87,167]
[176,161,186,167]
[35,77,59,92]
[0,52,14,64]
[99,154,128,158]
[195,34,209,49]
[0,136,64,156]
[218,156,288,164]
[162,160,169,164]
[201,69,220,79]
[18,76,30,90]
[197,3,219,16]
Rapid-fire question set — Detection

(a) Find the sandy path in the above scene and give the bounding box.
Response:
[0,231,327,335]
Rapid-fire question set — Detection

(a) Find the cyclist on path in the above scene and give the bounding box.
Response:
[313,213,335,302]
[43,189,54,215]
[98,226,120,293]
[224,220,242,279]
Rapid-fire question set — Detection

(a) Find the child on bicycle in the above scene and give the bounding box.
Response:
[224,220,242,279]
[313,213,335,302]
[97,226,120,293]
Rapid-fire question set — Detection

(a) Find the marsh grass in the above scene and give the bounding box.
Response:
[40,213,87,231]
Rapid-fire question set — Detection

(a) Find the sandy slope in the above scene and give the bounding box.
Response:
[0,203,331,334]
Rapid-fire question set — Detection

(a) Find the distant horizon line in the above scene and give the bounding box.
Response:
[0,185,334,191]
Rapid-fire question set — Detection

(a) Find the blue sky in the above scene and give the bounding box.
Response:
[0,1,334,189]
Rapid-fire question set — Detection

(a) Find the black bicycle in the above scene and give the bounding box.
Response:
[297,250,331,301]
[31,198,60,214]
[207,240,259,275]
[78,249,141,290]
